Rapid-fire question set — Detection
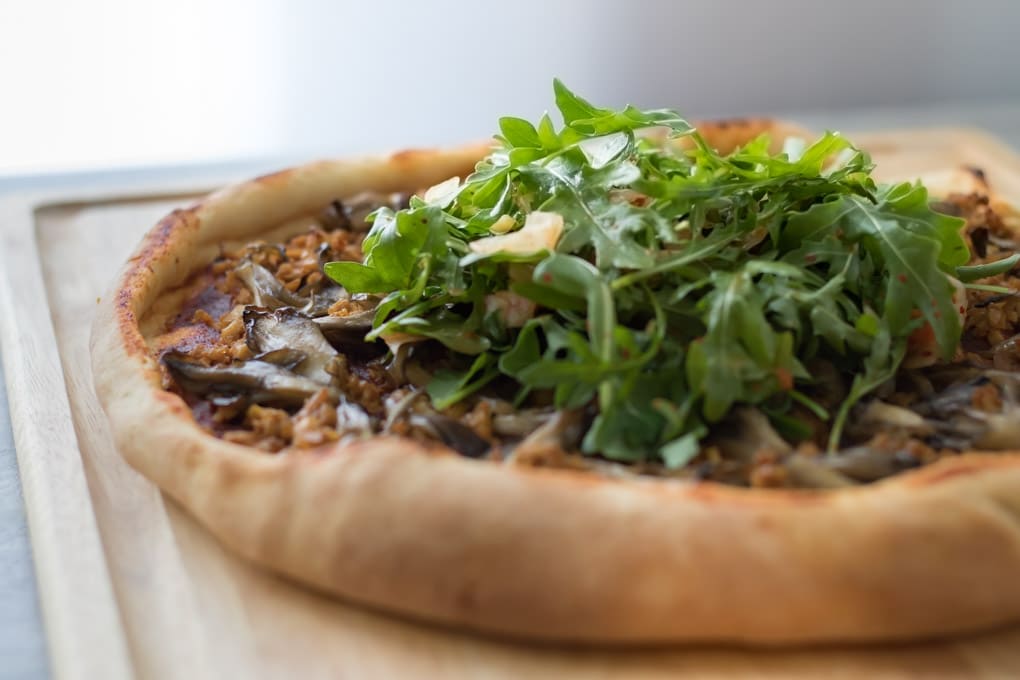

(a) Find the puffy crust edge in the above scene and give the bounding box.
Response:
[91,130,1020,644]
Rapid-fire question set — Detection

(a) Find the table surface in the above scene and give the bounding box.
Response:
[4,101,1020,679]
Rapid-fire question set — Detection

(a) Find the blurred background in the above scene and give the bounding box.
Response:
[2,0,1020,176]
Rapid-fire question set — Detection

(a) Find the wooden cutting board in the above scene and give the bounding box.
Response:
[3,128,1020,680]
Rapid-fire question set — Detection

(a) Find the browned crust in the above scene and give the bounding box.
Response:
[693,118,813,154]
[90,128,1020,644]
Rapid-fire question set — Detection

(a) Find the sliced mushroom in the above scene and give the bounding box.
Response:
[900,370,936,399]
[921,363,984,389]
[913,378,985,420]
[529,409,586,449]
[986,369,1020,401]
[383,389,423,433]
[381,333,428,383]
[379,388,494,459]
[314,306,377,333]
[336,397,374,437]
[235,259,308,309]
[297,243,350,316]
[319,192,410,233]
[878,368,1020,451]
[243,307,337,382]
[401,359,434,388]
[990,334,1020,372]
[928,417,987,450]
[971,405,1020,450]
[163,353,330,407]
[784,455,858,488]
[825,446,921,482]
[235,250,352,318]
[411,413,491,459]
[857,401,933,436]
[252,348,308,370]
[492,409,557,438]
[509,409,586,465]
[209,392,246,407]
[319,199,354,232]
[311,294,380,346]
[988,232,1020,252]
[710,408,792,463]
[302,285,347,318]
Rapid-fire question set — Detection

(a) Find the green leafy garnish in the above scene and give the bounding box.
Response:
[955,253,1020,282]
[326,80,969,462]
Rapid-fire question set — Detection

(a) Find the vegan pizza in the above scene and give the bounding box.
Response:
[91,82,1020,643]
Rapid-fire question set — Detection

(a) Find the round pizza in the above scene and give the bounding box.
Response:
[91,81,1020,644]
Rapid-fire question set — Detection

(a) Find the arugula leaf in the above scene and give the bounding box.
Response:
[322,261,388,294]
[956,253,1020,282]
[785,187,965,360]
[323,79,973,463]
[519,162,654,269]
[498,117,541,149]
[427,353,500,409]
[827,328,906,452]
[553,78,693,137]
[327,205,452,294]
[660,431,705,469]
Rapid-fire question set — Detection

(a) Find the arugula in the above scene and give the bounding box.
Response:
[956,253,1020,282]
[326,80,970,461]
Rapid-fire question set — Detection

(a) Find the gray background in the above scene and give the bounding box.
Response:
[3,0,1020,174]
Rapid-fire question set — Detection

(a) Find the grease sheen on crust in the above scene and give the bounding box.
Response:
[90,126,1020,644]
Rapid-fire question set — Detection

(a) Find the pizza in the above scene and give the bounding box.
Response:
[91,82,1020,644]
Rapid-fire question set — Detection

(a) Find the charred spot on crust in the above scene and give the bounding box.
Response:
[116,207,204,358]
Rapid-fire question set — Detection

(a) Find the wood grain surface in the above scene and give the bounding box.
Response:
[0,193,134,680]
[0,357,49,680]
[4,128,1020,679]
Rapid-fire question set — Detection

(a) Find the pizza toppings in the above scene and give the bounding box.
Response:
[157,83,1020,485]
[243,308,337,380]
[163,352,330,407]
[467,211,564,258]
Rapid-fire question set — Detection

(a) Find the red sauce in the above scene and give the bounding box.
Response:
[168,270,234,331]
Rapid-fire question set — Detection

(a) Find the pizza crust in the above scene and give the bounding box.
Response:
[91,127,1020,644]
